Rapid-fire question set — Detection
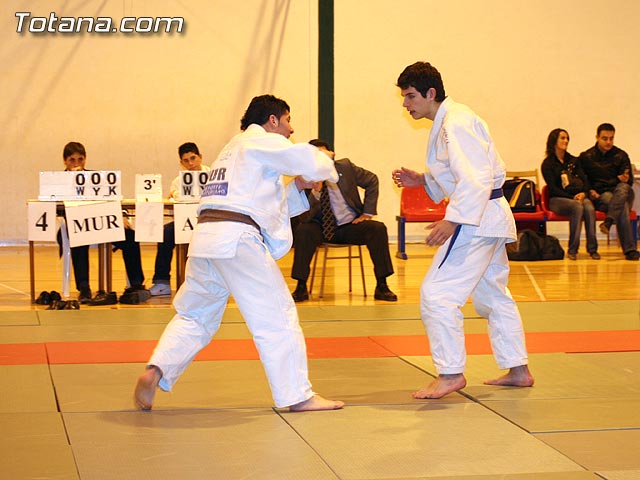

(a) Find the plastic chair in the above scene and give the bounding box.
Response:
[309,243,367,298]
[541,185,638,245]
[396,186,447,259]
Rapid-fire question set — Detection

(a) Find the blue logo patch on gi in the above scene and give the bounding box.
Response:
[202,183,228,196]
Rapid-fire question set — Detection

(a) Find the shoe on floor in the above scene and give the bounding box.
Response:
[567,252,577,260]
[63,300,80,310]
[292,284,309,303]
[119,285,151,304]
[49,290,62,302]
[590,252,601,260]
[35,291,51,305]
[78,287,92,304]
[89,290,118,306]
[374,285,398,302]
[150,283,172,296]
[625,250,640,261]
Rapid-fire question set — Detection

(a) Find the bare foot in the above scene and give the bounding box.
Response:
[289,394,345,412]
[413,374,467,399]
[484,365,534,387]
[134,366,162,410]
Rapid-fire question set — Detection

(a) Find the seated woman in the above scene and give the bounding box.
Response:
[541,128,599,260]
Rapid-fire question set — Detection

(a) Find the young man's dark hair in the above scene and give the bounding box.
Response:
[178,142,200,157]
[396,62,446,102]
[597,123,615,135]
[240,94,290,131]
[63,141,86,159]
[308,139,331,150]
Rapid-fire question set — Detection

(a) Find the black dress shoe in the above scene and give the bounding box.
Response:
[625,250,640,261]
[291,285,309,302]
[374,285,398,302]
[35,291,51,305]
[89,290,118,306]
[49,291,62,302]
[78,287,92,304]
[119,285,151,304]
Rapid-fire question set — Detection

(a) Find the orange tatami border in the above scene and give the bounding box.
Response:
[1,330,639,366]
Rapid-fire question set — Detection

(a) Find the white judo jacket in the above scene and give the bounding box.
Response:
[193,124,339,260]
[423,97,517,241]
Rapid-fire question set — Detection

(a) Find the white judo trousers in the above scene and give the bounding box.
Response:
[421,227,529,375]
[149,230,314,408]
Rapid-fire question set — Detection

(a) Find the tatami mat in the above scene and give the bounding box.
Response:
[304,357,470,405]
[535,430,640,471]
[0,412,78,479]
[64,409,340,480]
[51,362,275,412]
[0,310,38,326]
[0,364,58,412]
[485,397,640,432]
[597,471,640,480]
[1,299,639,478]
[282,404,583,478]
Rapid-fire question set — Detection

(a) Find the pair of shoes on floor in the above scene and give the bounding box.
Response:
[590,252,601,260]
[374,285,398,302]
[78,287,92,304]
[88,290,118,306]
[567,252,577,260]
[46,299,80,310]
[291,284,309,303]
[119,285,151,304]
[149,283,172,296]
[35,290,62,305]
[625,250,640,261]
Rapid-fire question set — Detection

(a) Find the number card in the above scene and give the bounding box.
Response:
[173,202,199,244]
[177,170,209,201]
[135,174,163,202]
[39,171,122,200]
[28,201,57,241]
[134,201,164,243]
[63,200,125,247]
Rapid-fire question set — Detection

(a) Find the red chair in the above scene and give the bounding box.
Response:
[541,185,638,245]
[396,186,447,259]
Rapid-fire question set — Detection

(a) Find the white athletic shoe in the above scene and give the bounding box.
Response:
[149,283,172,296]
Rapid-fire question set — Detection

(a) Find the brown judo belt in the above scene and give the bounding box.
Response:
[198,209,260,231]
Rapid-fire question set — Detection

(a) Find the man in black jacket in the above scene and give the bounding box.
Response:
[291,140,397,301]
[580,123,639,261]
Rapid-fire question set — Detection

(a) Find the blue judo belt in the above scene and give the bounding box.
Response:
[437,187,504,269]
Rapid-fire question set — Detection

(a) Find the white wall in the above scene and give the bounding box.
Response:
[334,0,640,242]
[2,0,639,243]
[1,0,317,242]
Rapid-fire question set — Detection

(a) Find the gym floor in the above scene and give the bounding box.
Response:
[1,242,639,479]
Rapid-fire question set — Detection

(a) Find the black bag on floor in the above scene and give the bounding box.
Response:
[506,230,564,261]
[503,178,537,212]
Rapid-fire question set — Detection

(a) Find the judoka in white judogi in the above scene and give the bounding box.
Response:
[393,62,534,399]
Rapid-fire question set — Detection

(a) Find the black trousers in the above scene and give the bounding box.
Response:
[291,220,394,283]
[57,228,145,290]
[152,222,176,283]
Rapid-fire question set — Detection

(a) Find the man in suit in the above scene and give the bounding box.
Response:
[291,140,397,302]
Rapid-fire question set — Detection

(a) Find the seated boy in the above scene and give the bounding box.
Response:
[149,142,210,296]
[57,141,150,305]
